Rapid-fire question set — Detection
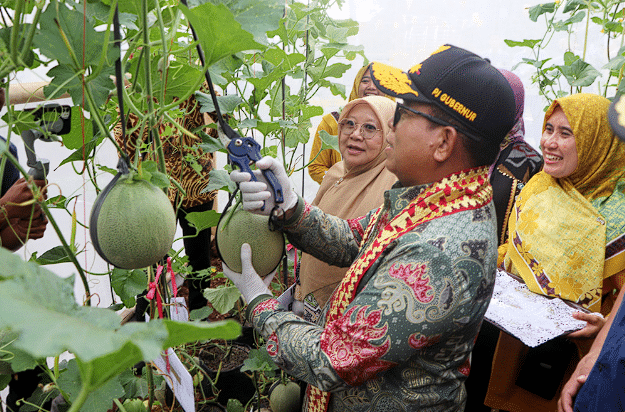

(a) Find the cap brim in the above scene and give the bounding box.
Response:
[608,94,625,142]
[370,62,431,104]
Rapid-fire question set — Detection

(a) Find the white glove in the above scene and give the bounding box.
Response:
[230,156,297,216]
[222,243,276,304]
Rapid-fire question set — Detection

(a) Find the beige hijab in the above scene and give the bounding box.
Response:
[298,96,397,307]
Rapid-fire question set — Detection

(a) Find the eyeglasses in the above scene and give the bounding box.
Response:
[338,119,383,139]
[393,103,481,141]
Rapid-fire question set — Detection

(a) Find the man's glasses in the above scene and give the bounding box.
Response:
[338,119,383,139]
[393,103,481,141]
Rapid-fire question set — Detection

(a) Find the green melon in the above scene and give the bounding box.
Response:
[269,381,302,412]
[90,173,176,269]
[216,205,284,277]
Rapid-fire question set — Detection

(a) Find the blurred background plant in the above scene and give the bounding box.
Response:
[505,0,625,107]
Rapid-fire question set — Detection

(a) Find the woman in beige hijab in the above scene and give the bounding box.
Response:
[296,95,397,322]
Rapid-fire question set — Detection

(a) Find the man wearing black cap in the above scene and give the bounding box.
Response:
[225,44,516,412]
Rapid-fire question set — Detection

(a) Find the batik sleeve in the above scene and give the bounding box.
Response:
[283,200,371,268]
[248,231,487,392]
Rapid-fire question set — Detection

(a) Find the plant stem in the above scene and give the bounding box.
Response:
[0,147,92,303]
[583,0,591,61]
[65,385,90,412]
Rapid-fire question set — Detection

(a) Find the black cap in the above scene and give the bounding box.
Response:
[370,45,516,146]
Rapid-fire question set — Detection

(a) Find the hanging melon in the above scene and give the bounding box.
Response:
[216,203,284,277]
[90,168,176,269]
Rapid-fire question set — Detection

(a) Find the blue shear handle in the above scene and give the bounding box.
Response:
[261,168,284,204]
[227,137,284,208]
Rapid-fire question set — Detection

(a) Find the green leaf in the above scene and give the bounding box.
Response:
[110,269,147,308]
[603,55,625,71]
[205,169,237,193]
[0,247,240,391]
[118,368,150,400]
[528,3,557,22]
[563,0,588,13]
[35,5,111,66]
[58,133,103,167]
[184,210,221,232]
[189,306,214,321]
[195,92,243,114]
[178,3,265,68]
[241,347,278,373]
[558,59,601,87]
[301,105,324,121]
[226,399,245,412]
[29,246,74,265]
[45,64,116,110]
[225,0,285,45]
[61,107,95,150]
[203,285,241,314]
[504,39,541,48]
[198,131,226,153]
[319,130,339,151]
[60,358,125,412]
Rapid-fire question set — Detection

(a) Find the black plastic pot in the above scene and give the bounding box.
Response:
[198,342,256,407]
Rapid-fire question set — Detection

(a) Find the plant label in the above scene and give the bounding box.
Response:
[152,348,195,412]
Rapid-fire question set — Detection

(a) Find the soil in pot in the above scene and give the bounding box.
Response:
[198,342,256,407]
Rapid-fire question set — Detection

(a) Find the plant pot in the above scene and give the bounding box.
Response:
[196,402,226,412]
[198,342,256,407]
[232,325,256,348]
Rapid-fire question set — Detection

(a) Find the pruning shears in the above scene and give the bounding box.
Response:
[217,123,284,210]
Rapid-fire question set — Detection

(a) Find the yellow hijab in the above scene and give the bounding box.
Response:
[501,93,625,312]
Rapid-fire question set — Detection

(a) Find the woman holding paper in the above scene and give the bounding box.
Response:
[484,93,625,412]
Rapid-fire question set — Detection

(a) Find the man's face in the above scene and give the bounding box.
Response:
[385,102,440,187]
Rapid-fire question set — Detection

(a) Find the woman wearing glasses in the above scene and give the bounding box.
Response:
[295,95,397,321]
[307,63,392,184]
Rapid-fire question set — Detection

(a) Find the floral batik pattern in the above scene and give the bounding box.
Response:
[249,167,499,412]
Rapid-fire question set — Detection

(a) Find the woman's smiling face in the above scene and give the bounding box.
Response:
[338,104,385,170]
[540,106,579,178]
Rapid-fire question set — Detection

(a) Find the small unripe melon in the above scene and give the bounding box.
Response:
[269,381,302,412]
[216,206,284,277]
[90,173,176,269]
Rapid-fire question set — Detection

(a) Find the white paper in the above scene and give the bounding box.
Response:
[484,269,601,347]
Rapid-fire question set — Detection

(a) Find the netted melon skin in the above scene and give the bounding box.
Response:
[91,176,176,269]
[216,207,284,277]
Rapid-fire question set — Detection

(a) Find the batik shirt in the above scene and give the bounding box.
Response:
[246,168,499,412]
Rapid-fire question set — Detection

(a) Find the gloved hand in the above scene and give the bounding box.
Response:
[230,156,297,216]
[222,243,276,304]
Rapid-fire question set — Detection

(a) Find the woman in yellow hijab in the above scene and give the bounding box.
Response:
[485,93,625,412]
[307,63,392,184]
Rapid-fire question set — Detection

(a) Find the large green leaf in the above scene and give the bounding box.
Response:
[205,0,284,45]
[45,64,116,109]
[179,3,265,68]
[559,57,601,87]
[0,247,240,394]
[35,4,114,68]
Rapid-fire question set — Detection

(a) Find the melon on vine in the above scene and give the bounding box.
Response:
[216,203,284,277]
[90,170,176,269]
[269,380,302,412]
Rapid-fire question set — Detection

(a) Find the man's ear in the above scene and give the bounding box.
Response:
[433,126,458,163]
